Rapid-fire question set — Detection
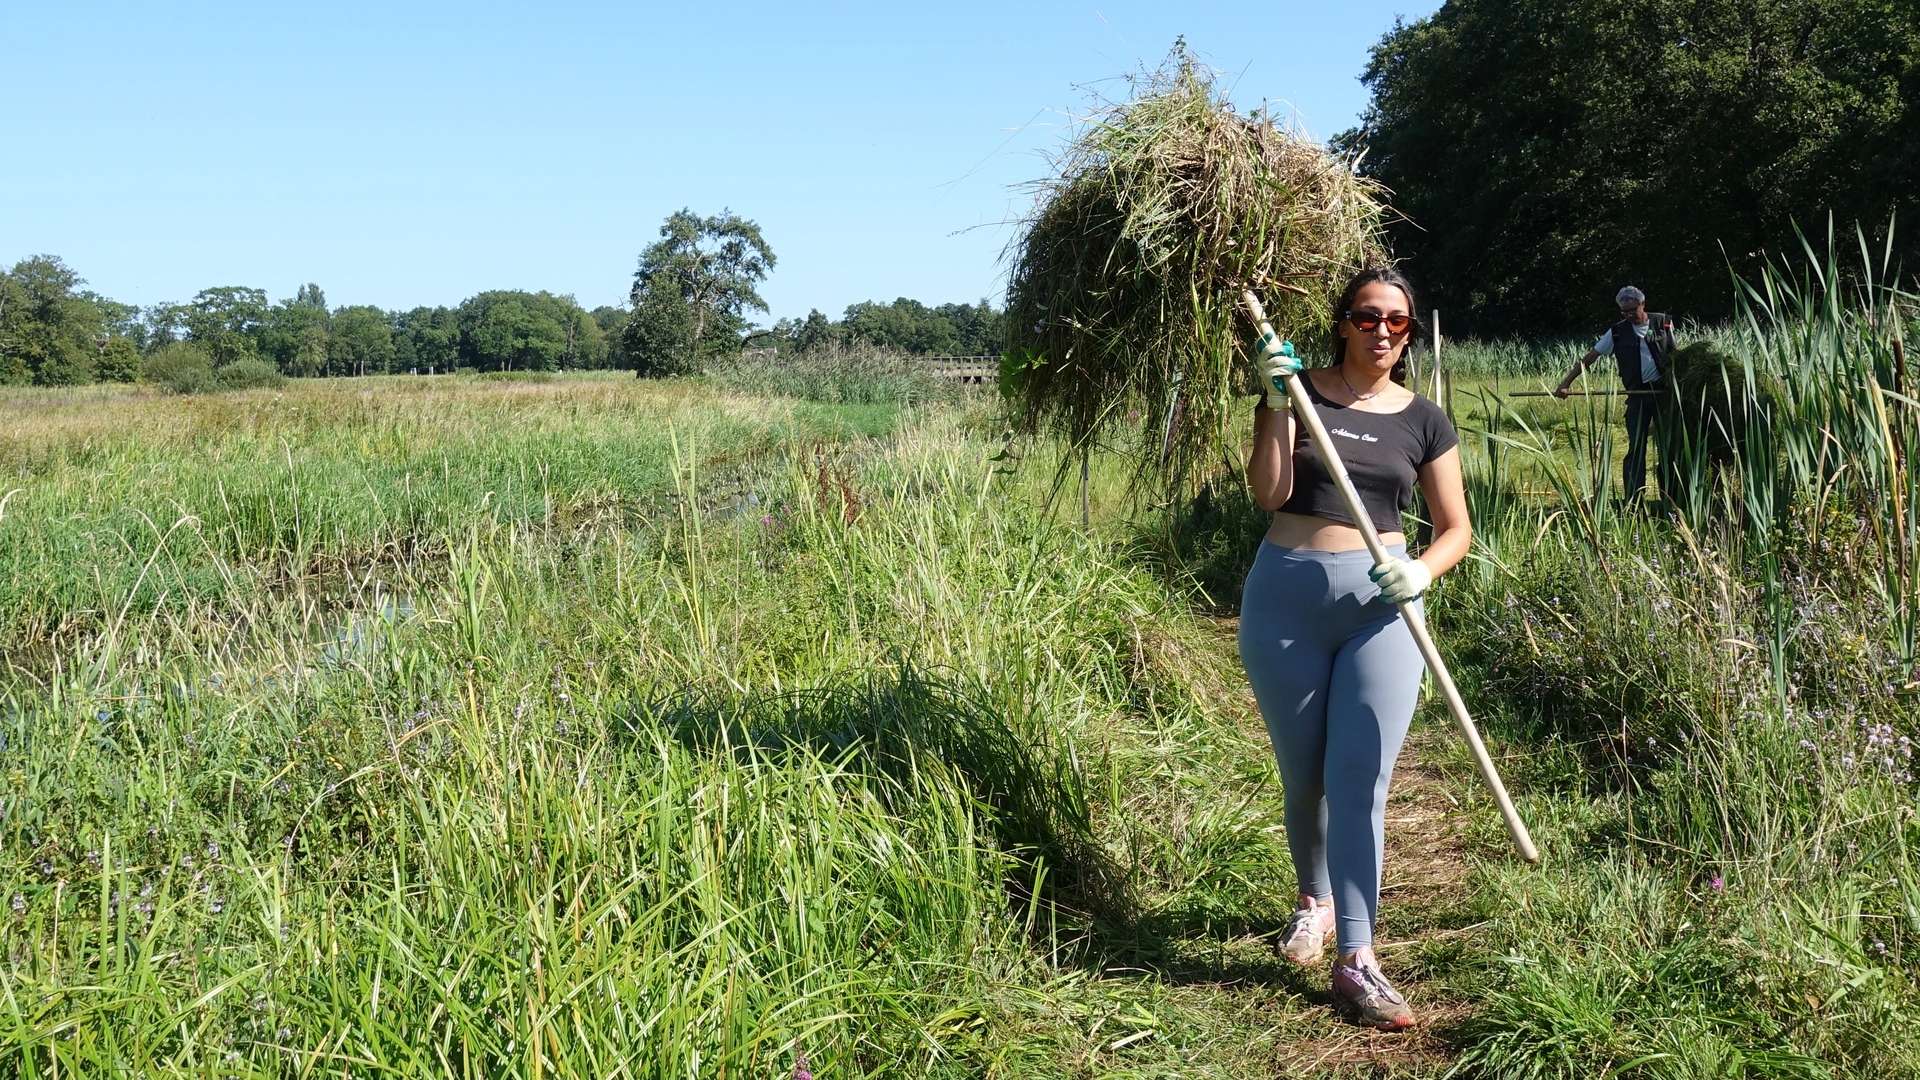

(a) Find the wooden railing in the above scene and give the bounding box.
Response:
[923,356,996,383]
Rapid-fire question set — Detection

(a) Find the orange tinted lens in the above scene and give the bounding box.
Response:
[1345,312,1412,334]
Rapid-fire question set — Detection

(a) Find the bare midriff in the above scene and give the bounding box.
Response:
[1264,511,1405,552]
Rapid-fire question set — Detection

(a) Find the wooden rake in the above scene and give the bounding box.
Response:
[1242,289,1540,863]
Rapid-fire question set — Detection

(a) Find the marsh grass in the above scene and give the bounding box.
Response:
[11,247,1920,1077]
[0,380,1335,1076]
[1429,232,1920,1078]
[707,341,952,406]
[0,374,901,660]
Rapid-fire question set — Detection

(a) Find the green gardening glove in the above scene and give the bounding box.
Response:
[1257,334,1301,407]
[1369,557,1433,605]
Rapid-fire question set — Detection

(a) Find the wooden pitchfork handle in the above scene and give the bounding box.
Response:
[1507,390,1659,397]
[1241,290,1541,864]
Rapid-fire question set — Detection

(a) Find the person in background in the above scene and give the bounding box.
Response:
[1553,286,1677,502]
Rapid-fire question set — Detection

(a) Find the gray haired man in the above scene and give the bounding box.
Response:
[1553,286,1677,501]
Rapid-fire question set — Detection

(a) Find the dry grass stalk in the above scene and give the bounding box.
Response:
[1004,48,1388,494]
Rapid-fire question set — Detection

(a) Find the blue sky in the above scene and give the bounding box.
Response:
[2,1,1438,323]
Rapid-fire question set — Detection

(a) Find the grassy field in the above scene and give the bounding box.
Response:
[4,257,1918,1078]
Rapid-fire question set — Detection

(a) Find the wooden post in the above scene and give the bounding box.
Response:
[1431,309,1444,408]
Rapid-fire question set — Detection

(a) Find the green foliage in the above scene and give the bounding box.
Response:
[456,291,602,373]
[838,297,1006,355]
[1665,339,1784,472]
[1348,0,1920,334]
[0,255,105,386]
[211,356,286,392]
[182,286,268,366]
[94,337,140,383]
[394,305,459,373]
[771,308,842,355]
[623,289,699,376]
[1425,238,1920,1077]
[589,304,629,369]
[328,304,395,376]
[624,208,775,376]
[259,285,332,376]
[466,298,563,371]
[139,341,214,393]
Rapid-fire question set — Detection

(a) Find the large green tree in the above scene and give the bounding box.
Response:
[394,306,459,373]
[260,285,331,376]
[330,305,395,376]
[469,300,563,371]
[1347,0,1920,333]
[0,255,112,386]
[455,291,601,372]
[624,209,775,376]
[183,286,269,366]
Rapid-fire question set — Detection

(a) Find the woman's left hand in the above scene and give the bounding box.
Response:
[1369,558,1432,604]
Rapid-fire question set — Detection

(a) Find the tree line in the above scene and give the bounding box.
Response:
[1,207,1007,387]
[0,259,622,386]
[1346,0,1920,334]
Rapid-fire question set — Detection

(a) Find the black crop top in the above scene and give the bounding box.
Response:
[1278,376,1460,534]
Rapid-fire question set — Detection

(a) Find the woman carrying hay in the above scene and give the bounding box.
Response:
[1239,267,1468,1031]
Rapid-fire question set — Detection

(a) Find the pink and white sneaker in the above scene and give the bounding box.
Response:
[1276,901,1334,964]
[1332,958,1415,1030]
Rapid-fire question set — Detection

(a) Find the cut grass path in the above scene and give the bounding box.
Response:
[1082,611,1482,1068]
[1167,615,1484,1076]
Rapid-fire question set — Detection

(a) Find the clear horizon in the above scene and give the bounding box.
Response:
[2,1,1438,324]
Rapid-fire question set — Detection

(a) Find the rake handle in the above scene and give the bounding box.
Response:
[1241,290,1540,864]
[1507,390,1659,397]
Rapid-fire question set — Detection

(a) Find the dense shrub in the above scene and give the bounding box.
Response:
[141,343,214,392]
[139,346,284,394]
[96,337,141,383]
[212,357,286,392]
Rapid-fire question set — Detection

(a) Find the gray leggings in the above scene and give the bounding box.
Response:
[1238,541,1424,954]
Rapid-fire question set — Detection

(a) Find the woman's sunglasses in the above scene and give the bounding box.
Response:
[1342,311,1413,335]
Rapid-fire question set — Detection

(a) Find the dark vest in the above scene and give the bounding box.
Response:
[1611,314,1675,391]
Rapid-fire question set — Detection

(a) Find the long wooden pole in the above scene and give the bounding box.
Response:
[1242,290,1540,863]
[1431,309,1443,408]
[1507,390,1658,398]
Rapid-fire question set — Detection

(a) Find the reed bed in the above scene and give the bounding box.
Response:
[706,340,952,406]
[1426,228,1920,1078]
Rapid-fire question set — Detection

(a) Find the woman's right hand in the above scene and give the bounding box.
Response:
[1257,335,1302,407]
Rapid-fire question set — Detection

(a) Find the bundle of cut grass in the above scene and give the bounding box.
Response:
[1003,48,1388,493]
[1666,340,1781,467]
